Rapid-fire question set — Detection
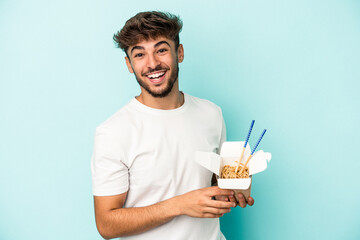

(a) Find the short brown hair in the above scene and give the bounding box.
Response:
[113,11,183,54]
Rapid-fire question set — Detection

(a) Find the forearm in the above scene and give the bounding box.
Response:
[94,187,235,239]
[95,197,180,239]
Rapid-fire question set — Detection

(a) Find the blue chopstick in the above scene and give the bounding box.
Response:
[251,129,267,155]
[244,120,255,148]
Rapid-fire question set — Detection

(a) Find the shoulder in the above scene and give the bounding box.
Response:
[95,100,138,136]
[186,94,223,116]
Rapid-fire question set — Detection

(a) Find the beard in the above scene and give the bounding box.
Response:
[134,61,179,98]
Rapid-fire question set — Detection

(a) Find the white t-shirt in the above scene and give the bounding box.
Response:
[91,93,226,240]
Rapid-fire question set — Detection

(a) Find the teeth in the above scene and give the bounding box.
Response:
[148,71,165,79]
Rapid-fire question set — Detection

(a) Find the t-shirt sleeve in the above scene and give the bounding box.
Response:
[217,110,227,154]
[220,117,226,148]
[91,126,129,196]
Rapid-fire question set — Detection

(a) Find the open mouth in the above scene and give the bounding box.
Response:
[146,71,166,84]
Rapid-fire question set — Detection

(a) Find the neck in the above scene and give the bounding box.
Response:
[136,83,184,110]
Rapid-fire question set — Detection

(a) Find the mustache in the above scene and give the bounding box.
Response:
[142,64,169,76]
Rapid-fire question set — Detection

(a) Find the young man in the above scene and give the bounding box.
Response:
[91,11,254,239]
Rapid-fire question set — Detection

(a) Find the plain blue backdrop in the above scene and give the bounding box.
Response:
[1,0,359,239]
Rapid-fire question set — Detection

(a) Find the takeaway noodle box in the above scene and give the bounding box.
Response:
[195,141,272,200]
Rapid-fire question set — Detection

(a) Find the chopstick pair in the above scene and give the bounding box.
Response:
[235,120,267,175]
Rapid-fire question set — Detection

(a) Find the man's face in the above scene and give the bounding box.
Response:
[125,37,184,98]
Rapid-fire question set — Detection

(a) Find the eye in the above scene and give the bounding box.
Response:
[134,53,144,58]
[158,48,168,54]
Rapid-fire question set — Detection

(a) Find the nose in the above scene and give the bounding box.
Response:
[147,54,160,70]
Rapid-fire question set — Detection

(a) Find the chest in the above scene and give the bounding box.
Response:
[125,115,219,193]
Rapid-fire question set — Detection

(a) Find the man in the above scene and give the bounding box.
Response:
[91,11,254,240]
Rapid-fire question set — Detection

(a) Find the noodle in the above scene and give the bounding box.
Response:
[221,164,249,179]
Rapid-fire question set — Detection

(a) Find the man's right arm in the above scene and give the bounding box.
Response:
[94,186,236,239]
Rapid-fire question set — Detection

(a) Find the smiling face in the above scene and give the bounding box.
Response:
[125,37,184,98]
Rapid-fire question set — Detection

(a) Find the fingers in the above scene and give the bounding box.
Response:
[205,186,234,197]
[237,193,247,208]
[210,199,236,209]
[206,187,256,209]
[200,198,235,211]
[194,199,233,219]
[214,195,228,201]
[228,195,236,203]
[202,206,231,216]
[236,193,255,208]
[247,196,255,206]
[207,187,255,209]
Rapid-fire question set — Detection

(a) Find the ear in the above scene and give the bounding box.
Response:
[125,56,134,73]
[177,44,184,63]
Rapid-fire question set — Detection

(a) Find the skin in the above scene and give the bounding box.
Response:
[94,37,254,239]
[125,36,184,110]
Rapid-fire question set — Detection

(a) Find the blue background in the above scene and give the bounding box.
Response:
[1,0,359,239]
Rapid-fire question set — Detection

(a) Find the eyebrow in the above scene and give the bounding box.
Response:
[154,40,171,48]
[130,40,171,54]
[130,46,145,54]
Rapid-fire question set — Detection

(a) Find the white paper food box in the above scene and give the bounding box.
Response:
[196,141,271,199]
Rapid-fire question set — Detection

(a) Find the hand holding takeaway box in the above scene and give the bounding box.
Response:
[195,141,272,202]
